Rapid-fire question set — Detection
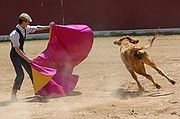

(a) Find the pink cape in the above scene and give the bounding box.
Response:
[30,24,93,97]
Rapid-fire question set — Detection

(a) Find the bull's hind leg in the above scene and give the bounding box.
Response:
[153,66,175,85]
[127,69,145,92]
[141,73,161,89]
[143,56,176,85]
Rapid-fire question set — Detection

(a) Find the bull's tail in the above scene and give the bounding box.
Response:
[150,27,160,47]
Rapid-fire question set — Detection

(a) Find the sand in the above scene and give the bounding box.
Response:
[0,35,180,119]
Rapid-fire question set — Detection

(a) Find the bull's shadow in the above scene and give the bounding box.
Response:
[113,88,142,99]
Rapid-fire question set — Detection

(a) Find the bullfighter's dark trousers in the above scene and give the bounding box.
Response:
[10,51,33,90]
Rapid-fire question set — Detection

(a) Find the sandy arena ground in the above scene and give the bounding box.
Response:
[0,35,180,119]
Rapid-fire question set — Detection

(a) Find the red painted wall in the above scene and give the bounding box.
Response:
[1,0,180,35]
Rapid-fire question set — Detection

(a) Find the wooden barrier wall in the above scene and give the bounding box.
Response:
[1,0,180,35]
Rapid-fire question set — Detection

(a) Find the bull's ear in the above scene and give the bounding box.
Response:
[132,39,139,44]
[125,35,131,39]
[130,38,139,44]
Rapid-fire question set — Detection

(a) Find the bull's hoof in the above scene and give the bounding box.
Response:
[139,87,145,93]
[155,84,161,89]
[170,80,176,85]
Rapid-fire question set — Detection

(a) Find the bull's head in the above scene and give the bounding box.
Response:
[113,35,139,46]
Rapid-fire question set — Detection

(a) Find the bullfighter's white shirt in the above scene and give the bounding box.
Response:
[9,24,38,47]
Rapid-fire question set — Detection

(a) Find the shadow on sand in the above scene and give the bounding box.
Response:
[0,100,12,107]
[24,91,82,103]
[67,90,82,96]
[113,88,143,99]
[113,88,174,99]
[0,91,82,105]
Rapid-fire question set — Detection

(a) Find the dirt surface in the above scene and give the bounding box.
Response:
[0,35,180,119]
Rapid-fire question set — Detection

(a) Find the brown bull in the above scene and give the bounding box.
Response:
[114,31,175,92]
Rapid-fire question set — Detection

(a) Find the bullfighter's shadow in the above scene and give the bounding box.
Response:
[67,90,82,96]
[25,90,82,103]
[0,100,12,107]
[113,88,143,99]
[0,91,82,105]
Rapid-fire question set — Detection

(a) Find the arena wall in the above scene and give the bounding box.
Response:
[1,0,180,35]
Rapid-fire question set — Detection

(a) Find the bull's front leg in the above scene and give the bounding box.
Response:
[127,68,145,92]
